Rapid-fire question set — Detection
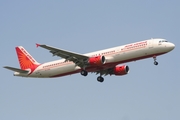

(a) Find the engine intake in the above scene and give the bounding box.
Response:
[113,65,129,76]
[88,56,106,66]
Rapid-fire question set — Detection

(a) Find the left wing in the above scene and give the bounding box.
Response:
[36,44,89,67]
[95,68,114,76]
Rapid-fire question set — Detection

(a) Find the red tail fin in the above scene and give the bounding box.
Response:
[16,46,40,70]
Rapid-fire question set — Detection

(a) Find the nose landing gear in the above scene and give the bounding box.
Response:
[154,61,158,65]
[153,56,158,65]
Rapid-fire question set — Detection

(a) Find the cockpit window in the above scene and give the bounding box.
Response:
[159,40,168,43]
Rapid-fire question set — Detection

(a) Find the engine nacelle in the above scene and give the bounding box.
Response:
[113,65,129,76]
[88,56,106,66]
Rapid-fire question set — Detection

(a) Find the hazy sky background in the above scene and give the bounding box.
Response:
[1,1,179,120]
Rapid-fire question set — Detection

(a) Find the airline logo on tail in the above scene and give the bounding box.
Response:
[16,46,40,72]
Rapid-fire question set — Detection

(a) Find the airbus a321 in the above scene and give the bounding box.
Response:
[4,38,175,82]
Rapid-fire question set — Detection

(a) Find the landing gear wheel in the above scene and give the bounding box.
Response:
[81,70,88,76]
[97,76,104,82]
[154,61,158,65]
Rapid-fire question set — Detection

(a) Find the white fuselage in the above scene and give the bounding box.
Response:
[14,38,175,78]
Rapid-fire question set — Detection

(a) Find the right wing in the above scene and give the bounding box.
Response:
[4,66,29,73]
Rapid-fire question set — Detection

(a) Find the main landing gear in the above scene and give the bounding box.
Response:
[80,70,104,82]
[97,76,104,83]
[153,56,158,65]
[81,70,88,76]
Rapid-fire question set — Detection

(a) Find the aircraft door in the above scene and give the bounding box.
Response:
[148,40,154,49]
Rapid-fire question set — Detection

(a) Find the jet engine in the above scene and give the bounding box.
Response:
[88,56,106,66]
[113,65,129,75]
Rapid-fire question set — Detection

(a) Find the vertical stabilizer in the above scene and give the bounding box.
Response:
[16,46,40,70]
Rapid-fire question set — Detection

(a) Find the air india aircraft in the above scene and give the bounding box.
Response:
[4,38,175,82]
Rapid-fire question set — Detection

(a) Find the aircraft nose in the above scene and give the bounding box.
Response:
[170,43,175,49]
[168,43,175,51]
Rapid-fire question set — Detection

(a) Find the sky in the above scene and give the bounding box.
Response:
[0,0,179,120]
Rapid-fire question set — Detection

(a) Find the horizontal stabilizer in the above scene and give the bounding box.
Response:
[4,66,29,73]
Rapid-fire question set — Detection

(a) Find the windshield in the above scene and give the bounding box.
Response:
[159,40,168,43]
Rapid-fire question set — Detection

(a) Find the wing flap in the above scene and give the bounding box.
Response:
[4,66,29,73]
[94,68,114,76]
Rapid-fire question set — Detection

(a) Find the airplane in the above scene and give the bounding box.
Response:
[4,38,175,82]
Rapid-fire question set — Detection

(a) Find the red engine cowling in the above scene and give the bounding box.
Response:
[113,65,129,76]
[88,56,106,66]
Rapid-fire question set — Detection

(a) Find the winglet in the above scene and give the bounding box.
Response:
[36,43,40,48]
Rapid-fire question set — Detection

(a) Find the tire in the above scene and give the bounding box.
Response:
[97,76,104,82]
[81,70,88,76]
[154,61,158,65]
